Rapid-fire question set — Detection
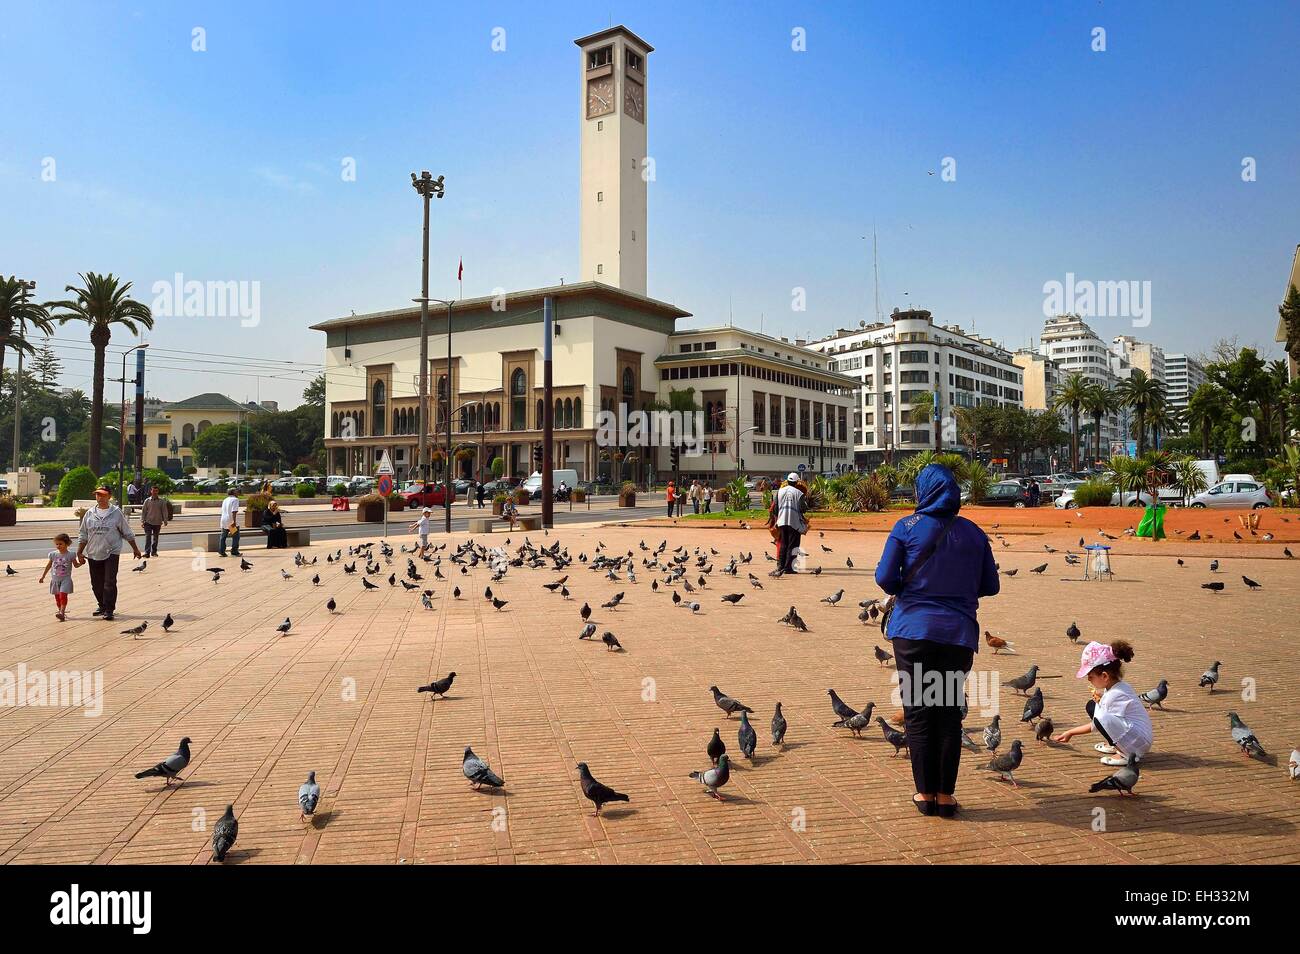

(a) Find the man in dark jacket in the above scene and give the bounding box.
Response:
[874,463,1000,817]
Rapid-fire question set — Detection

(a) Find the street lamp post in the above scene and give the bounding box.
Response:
[117,343,149,503]
[11,279,36,473]
[414,294,454,534]
[410,170,445,488]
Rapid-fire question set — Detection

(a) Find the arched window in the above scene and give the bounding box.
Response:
[621,367,634,402]
[536,399,544,428]
[331,412,339,437]
[511,369,527,430]
[573,397,581,429]
[459,406,468,433]
[358,410,365,435]
[371,381,387,436]
[563,398,573,429]
[392,409,399,435]
[182,423,195,446]
[197,419,212,435]
[555,399,563,429]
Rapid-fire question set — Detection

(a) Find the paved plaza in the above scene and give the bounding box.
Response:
[0,512,1296,865]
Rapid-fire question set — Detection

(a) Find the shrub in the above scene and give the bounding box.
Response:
[849,475,891,512]
[333,483,348,496]
[356,492,383,508]
[143,468,175,495]
[493,493,507,505]
[964,461,993,505]
[513,487,529,504]
[573,487,586,502]
[245,492,272,515]
[1073,479,1115,507]
[295,481,317,498]
[36,462,66,492]
[293,463,312,477]
[0,494,16,511]
[57,466,98,507]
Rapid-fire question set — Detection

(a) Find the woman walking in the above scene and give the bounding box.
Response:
[874,463,1000,817]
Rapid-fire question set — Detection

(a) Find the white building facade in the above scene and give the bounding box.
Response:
[1039,313,1126,446]
[1164,352,1206,433]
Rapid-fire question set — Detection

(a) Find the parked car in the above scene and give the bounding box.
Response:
[980,480,1034,507]
[404,481,451,508]
[1188,480,1273,509]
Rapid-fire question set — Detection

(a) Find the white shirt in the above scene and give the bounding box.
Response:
[219,495,240,529]
[1094,680,1153,757]
[416,517,430,535]
[774,484,805,529]
[78,504,137,560]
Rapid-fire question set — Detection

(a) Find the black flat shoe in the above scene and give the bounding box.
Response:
[936,800,960,818]
[913,796,935,816]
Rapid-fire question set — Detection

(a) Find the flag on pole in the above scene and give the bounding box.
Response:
[457,258,463,281]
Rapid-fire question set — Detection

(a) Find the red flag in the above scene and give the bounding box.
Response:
[457,258,463,281]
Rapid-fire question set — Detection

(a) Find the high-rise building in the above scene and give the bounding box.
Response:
[1013,349,1061,411]
[1111,335,1166,384]
[1164,353,1206,432]
[807,309,1022,467]
[1039,314,1125,445]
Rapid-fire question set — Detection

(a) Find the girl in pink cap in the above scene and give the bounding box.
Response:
[1054,639,1154,766]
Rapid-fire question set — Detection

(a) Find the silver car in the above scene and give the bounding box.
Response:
[1188,480,1273,509]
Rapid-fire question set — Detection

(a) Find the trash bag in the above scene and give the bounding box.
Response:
[1136,503,1166,540]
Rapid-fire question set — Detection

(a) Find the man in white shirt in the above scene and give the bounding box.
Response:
[218,488,242,557]
[76,484,142,622]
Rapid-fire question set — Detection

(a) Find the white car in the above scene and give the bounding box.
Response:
[1188,480,1273,509]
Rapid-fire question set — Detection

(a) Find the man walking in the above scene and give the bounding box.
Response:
[140,484,169,557]
[769,472,808,578]
[476,480,486,509]
[76,484,142,622]
[218,487,242,557]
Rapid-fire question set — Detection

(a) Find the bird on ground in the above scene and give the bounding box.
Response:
[1090,752,1140,795]
[601,593,624,609]
[162,613,174,632]
[737,711,757,761]
[846,557,855,568]
[276,617,291,635]
[4,565,15,575]
[983,715,1002,754]
[671,590,682,606]
[1034,717,1055,743]
[787,608,808,631]
[1044,545,1057,553]
[462,746,505,789]
[131,561,147,573]
[299,771,320,821]
[417,672,456,698]
[362,577,378,590]
[280,569,292,581]
[873,645,893,667]
[720,593,745,604]
[1177,559,1184,567]
[1201,581,1224,593]
[120,621,148,638]
[420,593,433,611]
[452,586,461,599]
[1285,547,1294,559]
[1242,575,1262,590]
[1003,665,1039,696]
[580,602,591,622]
[689,754,731,799]
[311,574,320,586]
[984,631,1015,654]
[1189,530,1200,540]
[821,589,844,606]
[491,597,508,611]
[709,685,754,718]
[1001,568,1018,577]
[876,717,908,756]
[842,709,875,737]
[208,568,224,582]
[771,703,787,746]
[579,622,596,640]
[983,739,1024,786]
[601,631,623,651]
[1140,680,1168,710]
[134,737,191,786]
[1021,688,1044,724]
[707,728,726,765]
[1210,559,1219,572]
[484,585,493,600]
[401,580,418,590]
[577,762,630,816]
[211,805,238,862]
[1199,661,1221,691]
[827,689,857,724]
[959,728,982,752]
[1228,711,1267,759]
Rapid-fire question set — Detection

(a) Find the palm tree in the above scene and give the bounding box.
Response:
[48,273,153,474]
[0,276,54,383]
[1081,384,1117,468]
[1170,456,1209,506]
[1115,369,1164,456]
[1144,402,1181,452]
[1184,383,1225,457]
[1051,373,1092,471]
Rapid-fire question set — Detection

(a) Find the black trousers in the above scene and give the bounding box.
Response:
[88,554,121,615]
[777,526,801,572]
[1085,699,1116,746]
[892,636,975,795]
[142,523,161,556]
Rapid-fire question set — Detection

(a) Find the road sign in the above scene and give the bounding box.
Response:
[797,463,806,472]
[377,474,394,497]
[376,451,395,476]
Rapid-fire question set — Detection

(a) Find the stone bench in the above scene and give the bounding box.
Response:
[467,516,496,533]
[192,527,311,552]
[516,515,543,531]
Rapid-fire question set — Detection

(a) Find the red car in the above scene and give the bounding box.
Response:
[403,482,452,508]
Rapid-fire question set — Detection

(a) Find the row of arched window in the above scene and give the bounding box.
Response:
[331,394,583,439]
[179,420,213,446]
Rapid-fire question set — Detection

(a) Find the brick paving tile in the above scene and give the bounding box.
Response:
[0,517,1296,865]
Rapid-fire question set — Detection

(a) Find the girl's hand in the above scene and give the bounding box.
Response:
[1053,731,1073,743]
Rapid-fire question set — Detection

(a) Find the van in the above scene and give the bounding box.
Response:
[1193,460,1221,487]
[522,469,579,500]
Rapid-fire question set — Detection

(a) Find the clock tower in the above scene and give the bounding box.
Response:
[576,25,651,296]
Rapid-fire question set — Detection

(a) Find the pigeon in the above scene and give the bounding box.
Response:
[1228,711,1267,759]
[842,709,875,737]
[827,689,858,723]
[211,804,238,862]
[421,592,433,611]
[1210,559,1219,572]
[601,631,623,651]
[959,728,982,752]
[982,715,1002,754]
[983,631,1015,654]
[237,558,253,572]
[770,703,787,746]
[600,593,623,610]
[135,737,191,786]
[491,597,508,611]
[280,569,293,581]
[1285,548,1294,559]
[131,560,147,573]
[689,753,731,799]
[1089,751,1140,795]
[1020,687,1044,724]
[1066,622,1081,643]
[1030,563,1047,574]
[298,771,320,821]
[576,762,630,816]
[736,711,758,761]
[1140,680,1168,710]
[707,728,726,765]
[1003,665,1039,696]
[719,593,745,604]
[362,577,378,590]
[1201,581,1224,593]
[873,645,893,667]
[787,608,808,631]
[4,564,15,575]
[120,621,148,638]
[983,739,1024,786]
[452,586,461,599]
[208,567,224,582]
[821,589,844,606]
[462,746,505,789]
[1001,568,1018,577]
[417,672,456,698]
[311,574,321,587]
[1034,717,1055,743]
[579,622,597,640]
[276,617,291,635]
[876,717,908,756]
[1199,661,1221,691]
[580,602,591,622]
[1242,575,1261,590]
[709,685,753,718]
[162,613,174,632]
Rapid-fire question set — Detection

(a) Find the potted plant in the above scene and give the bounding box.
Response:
[388,493,406,512]
[0,495,16,527]
[356,492,385,522]
[492,493,507,516]
[573,486,587,503]
[244,491,272,528]
[618,480,636,507]
[513,487,530,505]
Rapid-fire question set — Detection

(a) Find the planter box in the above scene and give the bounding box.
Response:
[0,509,15,527]
[492,500,505,516]
[357,503,384,522]
[244,508,267,529]
[619,491,636,507]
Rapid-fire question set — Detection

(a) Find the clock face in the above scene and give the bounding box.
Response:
[587,77,614,118]
[623,78,644,122]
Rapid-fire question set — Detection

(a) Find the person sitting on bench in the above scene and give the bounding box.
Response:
[262,499,288,549]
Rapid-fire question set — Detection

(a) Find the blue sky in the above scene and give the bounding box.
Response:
[3,0,1297,406]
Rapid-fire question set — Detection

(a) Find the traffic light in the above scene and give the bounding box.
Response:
[532,445,543,467]
[670,445,680,470]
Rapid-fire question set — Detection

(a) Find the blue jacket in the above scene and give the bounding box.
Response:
[874,464,999,651]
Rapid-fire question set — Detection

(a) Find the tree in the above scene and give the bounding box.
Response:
[1116,369,1165,456]
[28,338,62,389]
[1279,283,1300,372]
[1205,347,1277,456]
[1081,384,1117,467]
[48,273,153,475]
[191,421,281,469]
[0,276,54,385]
[302,373,326,407]
[1052,373,1092,470]
[1184,383,1225,457]
[1170,456,1209,506]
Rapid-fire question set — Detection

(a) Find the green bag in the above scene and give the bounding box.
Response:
[1136,503,1166,540]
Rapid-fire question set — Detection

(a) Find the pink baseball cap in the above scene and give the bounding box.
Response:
[1076,641,1116,677]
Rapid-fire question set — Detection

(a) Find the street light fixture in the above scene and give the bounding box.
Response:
[413,295,454,534]
[117,343,149,504]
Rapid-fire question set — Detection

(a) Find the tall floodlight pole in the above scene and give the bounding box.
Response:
[410,170,445,484]
[117,343,149,503]
[133,347,146,482]
[11,279,36,472]
[542,296,555,528]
